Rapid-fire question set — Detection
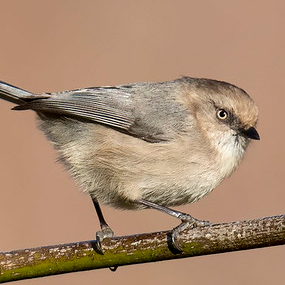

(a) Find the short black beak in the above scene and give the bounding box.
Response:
[242,127,260,140]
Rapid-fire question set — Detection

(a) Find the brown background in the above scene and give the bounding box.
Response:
[0,1,284,284]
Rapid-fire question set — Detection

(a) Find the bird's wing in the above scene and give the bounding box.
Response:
[14,87,134,131]
[13,80,192,143]
[13,85,186,142]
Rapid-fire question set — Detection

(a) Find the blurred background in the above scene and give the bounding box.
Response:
[0,0,284,284]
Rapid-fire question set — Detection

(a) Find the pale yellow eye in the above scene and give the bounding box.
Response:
[217,109,228,120]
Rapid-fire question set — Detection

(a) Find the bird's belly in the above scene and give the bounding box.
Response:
[88,161,224,210]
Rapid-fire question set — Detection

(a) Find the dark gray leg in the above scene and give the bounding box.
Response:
[91,196,118,271]
[137,199,210,252]
[91,196,114,253]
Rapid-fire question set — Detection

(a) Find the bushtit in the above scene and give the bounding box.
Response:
[0,77,259,252]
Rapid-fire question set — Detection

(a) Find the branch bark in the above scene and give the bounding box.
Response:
[0,214,284,283]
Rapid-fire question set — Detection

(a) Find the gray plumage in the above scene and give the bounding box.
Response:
[0,77,259,211]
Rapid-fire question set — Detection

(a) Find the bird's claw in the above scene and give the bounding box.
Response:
[95,225,114,255]
[170,215,210,253]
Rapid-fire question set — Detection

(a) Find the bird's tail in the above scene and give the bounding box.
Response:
[0,81,49,107]
[0,81,35,105]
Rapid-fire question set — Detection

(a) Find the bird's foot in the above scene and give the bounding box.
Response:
[170,214,210,253]
[95,224,114,255]
[95,226,118,271]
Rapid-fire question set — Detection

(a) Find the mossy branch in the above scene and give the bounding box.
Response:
[0,214,284,283]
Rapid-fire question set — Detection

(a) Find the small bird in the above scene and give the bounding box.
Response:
[0,77,259,252]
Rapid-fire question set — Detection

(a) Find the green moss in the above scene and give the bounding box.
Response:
[0,246,172,282]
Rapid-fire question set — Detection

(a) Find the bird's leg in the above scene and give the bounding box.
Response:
[91,195,114,254]
[137,199,210,252]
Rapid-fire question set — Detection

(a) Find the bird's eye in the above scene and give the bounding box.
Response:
[216,109,228,120]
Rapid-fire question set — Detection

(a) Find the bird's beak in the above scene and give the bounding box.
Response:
[241,127,260,140]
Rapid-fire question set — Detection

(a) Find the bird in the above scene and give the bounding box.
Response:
[0,77,259,252]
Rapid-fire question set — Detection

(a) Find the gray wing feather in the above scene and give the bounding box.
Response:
[12,80,189,143]
[14,88,134,130]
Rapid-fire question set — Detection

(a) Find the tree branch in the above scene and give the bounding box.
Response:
[0,214,284,283]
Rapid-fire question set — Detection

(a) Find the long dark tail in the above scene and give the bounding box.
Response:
[0,81,35,105]
[0,81,50,107]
